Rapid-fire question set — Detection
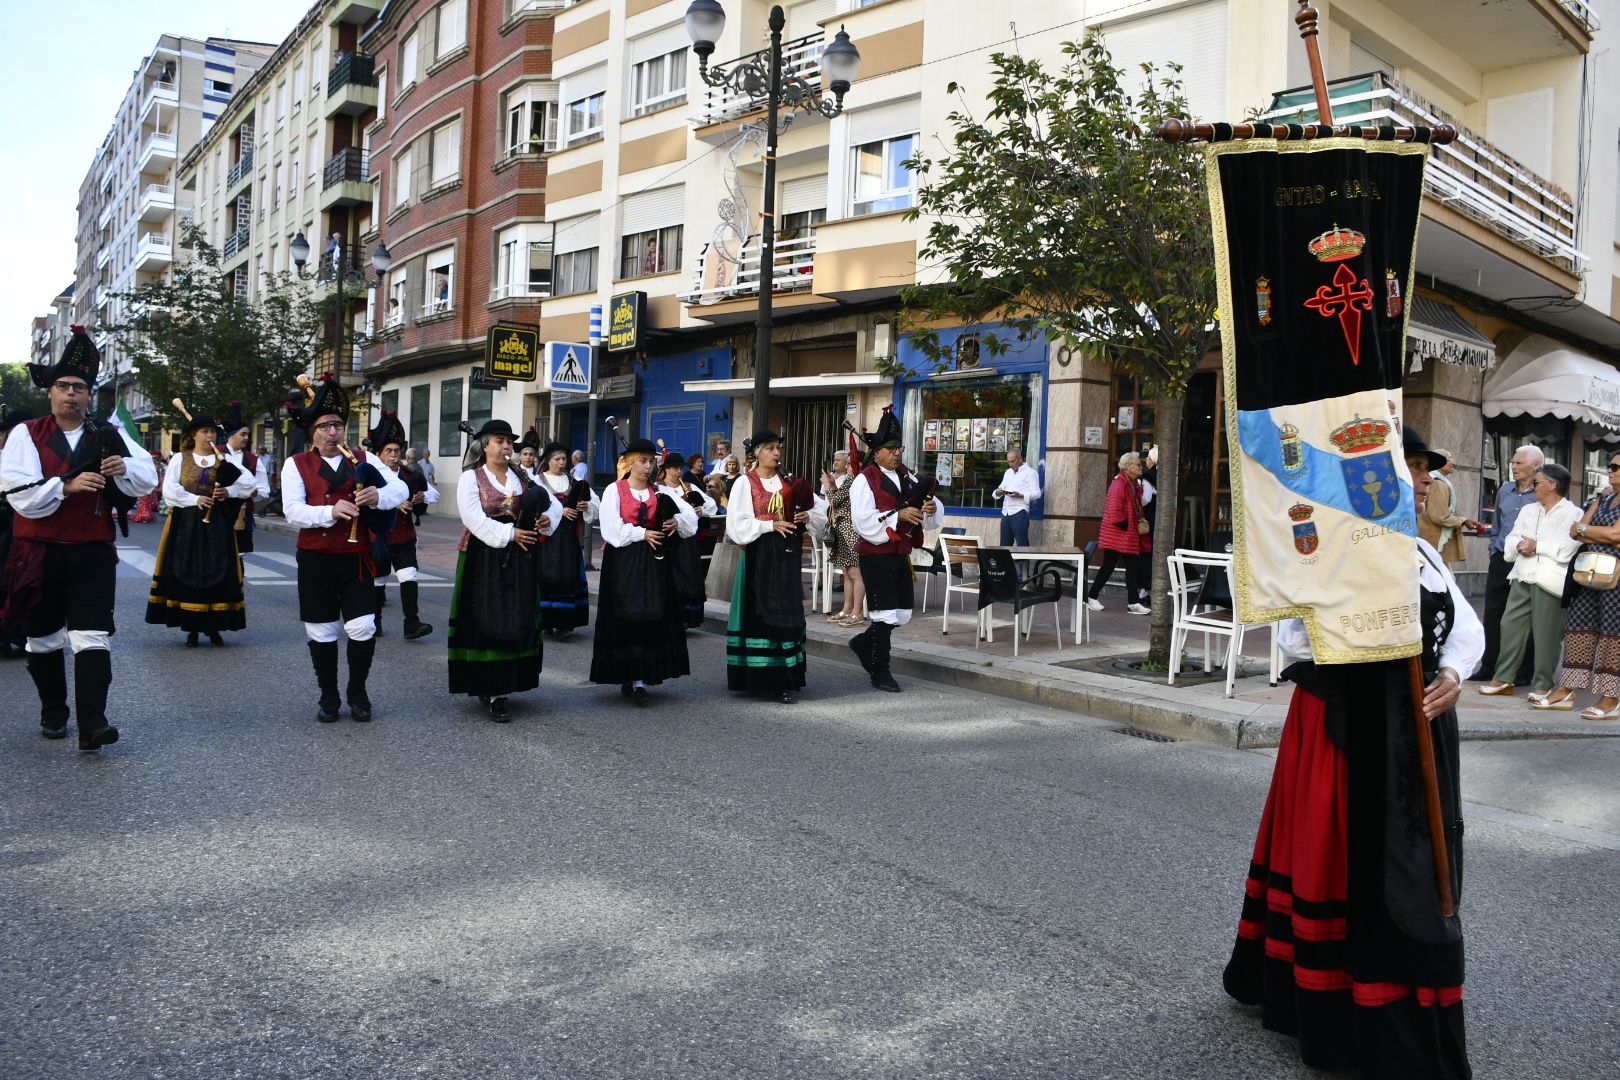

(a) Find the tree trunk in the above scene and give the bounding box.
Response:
[1147,392,1185,665]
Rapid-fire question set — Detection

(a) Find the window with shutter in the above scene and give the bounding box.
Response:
[393,146,413,207]
[400,31,419,86]
[1101,0,1227,120]
[423,248,454,315]
[436,0,467,59]
[429,121,460,186]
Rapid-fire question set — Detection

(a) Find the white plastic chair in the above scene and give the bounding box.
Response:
[1166,551,1246,698]
[939,533,981,635]
[804,532,825,611]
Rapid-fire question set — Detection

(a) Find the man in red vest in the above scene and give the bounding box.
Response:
[2,327,157,749]
[280,376,407,721]
[847,406,943,692]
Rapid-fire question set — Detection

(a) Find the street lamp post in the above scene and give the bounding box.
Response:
[686,1,859,433]
[289,231,393,394]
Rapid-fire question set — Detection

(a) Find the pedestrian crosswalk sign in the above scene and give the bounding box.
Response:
[546,341,591,393]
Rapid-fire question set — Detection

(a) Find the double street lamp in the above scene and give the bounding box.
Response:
[289,231,393,385]
[685,1,859,433]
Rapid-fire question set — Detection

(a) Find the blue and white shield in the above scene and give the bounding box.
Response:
[1340,451,1400,521]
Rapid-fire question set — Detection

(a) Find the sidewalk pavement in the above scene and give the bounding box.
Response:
[258,514,1618,748]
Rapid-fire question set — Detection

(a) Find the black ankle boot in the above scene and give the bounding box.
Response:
[401,581,432,639]
[184,632,199,648]
[346,637,376,720]
[869,624,899,693]
[26,649,69,737]
[849,630,873,674]
[74,649,119,750]
[309,641,341,721]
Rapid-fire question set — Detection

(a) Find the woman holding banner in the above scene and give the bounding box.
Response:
[1223,426,1483,1080]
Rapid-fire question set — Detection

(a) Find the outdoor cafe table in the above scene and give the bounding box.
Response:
[997,546,1090,641]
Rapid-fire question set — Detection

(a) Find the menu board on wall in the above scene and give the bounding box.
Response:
[924,420,940,451]
[954,419,971,450]
[989,419,1008,453]
[951,453,966,477]
[1007,418,1024,451]
[937,423,954,452]
[971,419,988,452]
[935,456,952,487]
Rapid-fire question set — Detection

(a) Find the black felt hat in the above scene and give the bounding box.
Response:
[541,440,569,464]
[296,374,350,431]
[745,430,782,453]
[174,400,218,437]
[517,425,542,453]
[28,325,100,390]
[622,437,657,458]
[220,401,250,438]
[473,419,515,440]
[1402,425,1446,473]
[368,410,407,451]
[658,446,687,474]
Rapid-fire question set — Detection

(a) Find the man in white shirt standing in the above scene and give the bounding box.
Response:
[993,448,1041,547]
[570,449,589,483]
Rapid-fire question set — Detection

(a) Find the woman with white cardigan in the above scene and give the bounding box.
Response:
[1478,461,1582,696]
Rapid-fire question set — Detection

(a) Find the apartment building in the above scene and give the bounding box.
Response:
[27,285,76,369]
[347,0,561,462]
[537,0,1616,558]
[74,36,273,434]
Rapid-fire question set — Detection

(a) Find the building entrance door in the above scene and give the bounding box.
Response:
[647,404,704,464]
[786,397,844,480]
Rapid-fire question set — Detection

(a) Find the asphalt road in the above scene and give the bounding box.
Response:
[1,523,1616,1079]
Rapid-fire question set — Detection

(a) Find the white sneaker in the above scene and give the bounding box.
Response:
[1085,599,1104,612]
[1127,603,1151,615]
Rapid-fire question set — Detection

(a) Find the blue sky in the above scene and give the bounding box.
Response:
[2,0,311,363]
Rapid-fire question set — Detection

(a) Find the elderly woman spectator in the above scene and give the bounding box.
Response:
[1478,462,1582,698]
[1527,450,1620,718]
[704,473,729,511]
[821,449,866,626]
[1086,451,1152,614]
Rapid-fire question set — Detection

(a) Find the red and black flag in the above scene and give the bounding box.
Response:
[1205,137,1430,663]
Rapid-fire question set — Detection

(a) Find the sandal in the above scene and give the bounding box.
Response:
[1580,705,1620,721]
[1477,682,1515,696]
[1530,693,1574,711]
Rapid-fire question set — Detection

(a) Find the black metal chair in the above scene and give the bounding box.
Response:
[975,547,1065,656]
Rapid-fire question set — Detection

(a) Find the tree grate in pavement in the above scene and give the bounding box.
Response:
[1113,726,1180,743]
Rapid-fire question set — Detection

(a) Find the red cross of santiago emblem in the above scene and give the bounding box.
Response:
[1303,225,1373,366]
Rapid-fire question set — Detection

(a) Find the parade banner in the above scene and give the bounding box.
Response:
[1204,137,1430,663]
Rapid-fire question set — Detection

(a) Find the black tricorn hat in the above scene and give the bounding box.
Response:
[296,373,350,431]
[869,405,902,451]
[220,401,250,437]
[29,325,100,390]
[1401,425,1446,473]
[368,410,407,451]
[517,425,542,453]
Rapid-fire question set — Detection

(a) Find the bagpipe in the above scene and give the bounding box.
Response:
[781,474,819,554]
[399,464,430,526]
[196,460,244,526]
[841,419,936,549]
[458,421,551,565]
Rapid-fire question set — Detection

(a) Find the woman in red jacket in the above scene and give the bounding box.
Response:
[1086,451,1152,614]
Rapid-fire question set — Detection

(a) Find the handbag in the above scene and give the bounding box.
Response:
[1572,549,1620,591]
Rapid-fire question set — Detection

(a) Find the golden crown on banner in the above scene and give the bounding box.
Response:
[1329,414,1391,454]
[1307,224,1367,263]
[1287,502,1315,523]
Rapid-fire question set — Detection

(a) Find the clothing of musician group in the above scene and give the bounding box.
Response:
[590,441,697,699]
[3,326,158,750]
[448,424,564,710]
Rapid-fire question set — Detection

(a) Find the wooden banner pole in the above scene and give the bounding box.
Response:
[1295,2,1336,125]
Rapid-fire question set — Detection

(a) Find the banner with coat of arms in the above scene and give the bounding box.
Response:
[1203,137,1430,664]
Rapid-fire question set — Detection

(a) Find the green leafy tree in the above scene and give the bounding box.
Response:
[104,225,328,433]
[1,363,50,417]
[899,33,1219,662]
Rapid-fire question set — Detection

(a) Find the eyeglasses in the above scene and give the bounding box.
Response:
[1607,463,1620,471]
[313,421,343,431]
[52,381,89,394]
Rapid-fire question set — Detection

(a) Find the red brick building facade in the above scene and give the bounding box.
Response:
[357,0,556,456]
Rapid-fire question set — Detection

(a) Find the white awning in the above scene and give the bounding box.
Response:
[1406,295,1495,372]
[1483,334,1620,435]
[681,372,892,399]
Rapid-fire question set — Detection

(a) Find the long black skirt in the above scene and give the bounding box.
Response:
[537,530,590,633]
[448,538,542,697]
[589,541,689,686]
[726,540,807,694]
[145,505,245,633]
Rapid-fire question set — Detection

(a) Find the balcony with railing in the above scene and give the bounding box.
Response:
[225,149,255,197]
[1261,72,1584,275]
[135,232,173,272]
[95,246,111,270]
[97,200,115,231]
[140,79,178,122]
[137,183,174,223]
[222,225,252,267]
[694,32,825,129]
[1559,0,1600,31]
[329,0,383,25]
[326,54,378,118]
[95,286,110,309]
[320,148,372,211]
[678,232,818,308]
[138,130,177,173]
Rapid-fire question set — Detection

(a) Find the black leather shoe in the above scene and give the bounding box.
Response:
[631,685,650,705]
[184,633,199,648]
[555,628,573,642]
[404,621,433,640]
[871,672,901,693]
[349,699,373,722]
[775,690,797,704]
[620,683,633,697]
[208,632,224,647]
[78,725,119,751]
[316,697,342,723]
[488,697,511,721]
[41,721,67,740]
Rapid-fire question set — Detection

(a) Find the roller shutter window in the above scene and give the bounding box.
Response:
[1101,0,1227,121]
[780,174,827,216]
[562,65,608,144]
[848,98,920,216]
[553,212,601,296]
[786,0,835,41]
[619,186,685,279]
[630,24,690,116]
[429,120,462,187]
